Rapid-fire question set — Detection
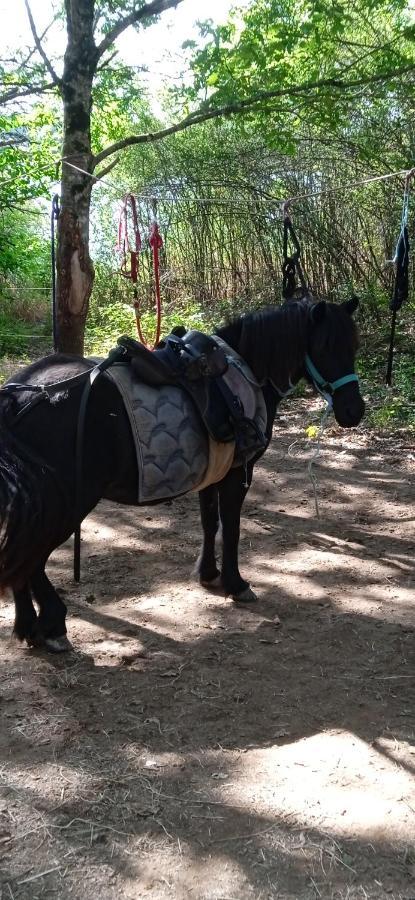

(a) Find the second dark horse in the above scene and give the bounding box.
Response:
[0,297,364,652]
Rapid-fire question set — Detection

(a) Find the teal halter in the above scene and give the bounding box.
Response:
[305,354,359,397]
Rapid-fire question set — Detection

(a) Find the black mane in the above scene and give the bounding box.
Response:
[216,300,311,389]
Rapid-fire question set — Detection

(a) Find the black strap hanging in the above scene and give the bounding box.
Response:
[390,225,410,314]
[281,203,309,300]
[386,171,413,385]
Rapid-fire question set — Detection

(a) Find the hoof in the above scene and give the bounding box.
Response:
[44,635,73,654]
[232,586,258,603]
[200,574,222,590]
[26,635,45,649]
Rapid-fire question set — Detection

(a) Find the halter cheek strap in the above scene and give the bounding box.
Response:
[305,354,359,398]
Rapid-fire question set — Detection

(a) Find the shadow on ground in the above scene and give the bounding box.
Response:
[0,402,414,899]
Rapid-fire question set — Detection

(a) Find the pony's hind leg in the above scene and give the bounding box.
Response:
[197,485,221,588]
[218,464,257,602]
[30,565,72,653]
[13,584,42,647]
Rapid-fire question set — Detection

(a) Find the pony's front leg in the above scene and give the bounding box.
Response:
[218,464,257,602]
[13,584,42,647]
[197,484,221,587]
[31,565,72,653]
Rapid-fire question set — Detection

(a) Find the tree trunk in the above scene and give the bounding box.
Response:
[56,0,97,355]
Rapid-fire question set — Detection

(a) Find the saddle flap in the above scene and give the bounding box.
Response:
[222,364,256,420]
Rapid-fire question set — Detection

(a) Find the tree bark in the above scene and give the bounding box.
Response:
[56,0,97,355]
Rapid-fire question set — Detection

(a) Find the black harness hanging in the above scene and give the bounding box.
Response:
[282,205,310,300]
[386,174,412,385]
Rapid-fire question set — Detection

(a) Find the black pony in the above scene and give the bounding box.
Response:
[0,297,364,652]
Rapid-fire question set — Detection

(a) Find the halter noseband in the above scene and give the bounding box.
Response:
[305,354,359,398]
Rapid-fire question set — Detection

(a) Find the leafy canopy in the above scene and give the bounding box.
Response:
[180,0,415,150]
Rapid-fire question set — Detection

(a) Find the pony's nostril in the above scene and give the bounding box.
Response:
[334,396,365,427]
[346,401,365,424]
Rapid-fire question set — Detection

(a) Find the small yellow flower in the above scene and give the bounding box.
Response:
[306,425,319,439]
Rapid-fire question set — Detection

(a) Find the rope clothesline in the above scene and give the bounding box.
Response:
[283,167,415,206]
[2,154,413,207]
[62,158,414,208]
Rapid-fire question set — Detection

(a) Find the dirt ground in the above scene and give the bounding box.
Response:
[0,397,414,900]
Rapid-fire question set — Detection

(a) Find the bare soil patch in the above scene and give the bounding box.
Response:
[1,399,414,899]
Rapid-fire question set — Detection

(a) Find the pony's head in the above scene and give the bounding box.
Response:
[306,297,365,428]
[217,296,365,429]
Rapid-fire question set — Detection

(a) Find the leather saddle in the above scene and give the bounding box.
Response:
[117,330,266,462]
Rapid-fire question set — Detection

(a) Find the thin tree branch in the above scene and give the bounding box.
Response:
[96,50,118,73]
[0,202,44,215]
[0,81,57,105]
[93,60,415,166]
[96,0,184,60]
[95,156,120,180]
[0,138,27,149]
[24,0,61,86]
[23,13,60,68]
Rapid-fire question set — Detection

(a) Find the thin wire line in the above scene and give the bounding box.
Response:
[0,331,52,340]
[284,168,412,205]
[62,159,128,194]
[63,160,261,204]
[307,403,332,519]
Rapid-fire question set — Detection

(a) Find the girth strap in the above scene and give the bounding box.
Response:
[74,347,125,582]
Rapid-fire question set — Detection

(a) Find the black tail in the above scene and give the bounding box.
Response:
[0,414,66,590]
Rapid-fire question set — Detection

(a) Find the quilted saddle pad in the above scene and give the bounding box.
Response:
[105,341,266,504]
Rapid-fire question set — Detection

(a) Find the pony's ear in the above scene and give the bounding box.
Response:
[310,301,327,325]
[342,296,359,316]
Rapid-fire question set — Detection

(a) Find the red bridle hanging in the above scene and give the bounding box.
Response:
[147,218,163,348]
[117,194,163,349]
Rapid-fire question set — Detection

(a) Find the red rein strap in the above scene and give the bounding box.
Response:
[117,195,163,350]
[147,220,163,348]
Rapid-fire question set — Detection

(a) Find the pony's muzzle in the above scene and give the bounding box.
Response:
[333,387,365,428]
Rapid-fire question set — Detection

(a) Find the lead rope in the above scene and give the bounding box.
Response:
[307,402,332,518]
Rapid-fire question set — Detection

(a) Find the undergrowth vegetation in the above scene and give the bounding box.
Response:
[1,0,415,435]
[0,284,413,433]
